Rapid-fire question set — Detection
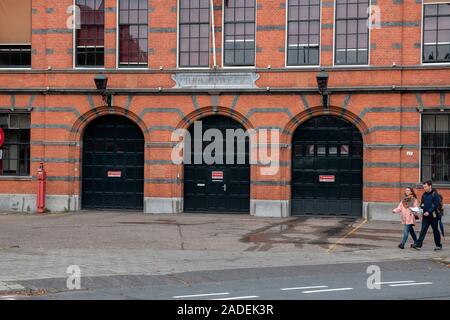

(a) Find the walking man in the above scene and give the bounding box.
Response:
[412,181,443,251]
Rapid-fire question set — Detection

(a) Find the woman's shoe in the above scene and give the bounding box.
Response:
[398,244,405,249]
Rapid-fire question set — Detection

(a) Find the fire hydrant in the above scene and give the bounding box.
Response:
[37,162,46,213]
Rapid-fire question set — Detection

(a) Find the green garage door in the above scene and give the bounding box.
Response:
[292,116,363,217]
[184,116,250,213]
[82,115,144,210]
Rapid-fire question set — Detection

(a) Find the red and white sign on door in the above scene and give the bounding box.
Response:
[108,171,122,178]
[319,175,335,183]
[211,171,224,181]
[0,128,5,147]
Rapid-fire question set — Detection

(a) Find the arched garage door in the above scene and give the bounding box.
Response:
[184,116,250,213]
[82,115,144,210]
[292,116,363,217]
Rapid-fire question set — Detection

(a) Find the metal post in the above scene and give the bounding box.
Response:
[210,0,217,68]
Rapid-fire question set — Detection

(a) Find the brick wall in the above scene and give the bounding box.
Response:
[0,0,449,215]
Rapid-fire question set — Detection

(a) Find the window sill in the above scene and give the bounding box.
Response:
[416,183,450,189]
[0,175,32,181]
[432,184,450,189]
[0,67,32,70]
[73,67,105,70]
[421,62,450,66]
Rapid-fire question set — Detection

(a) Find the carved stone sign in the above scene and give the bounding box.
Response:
[172,72,260,89]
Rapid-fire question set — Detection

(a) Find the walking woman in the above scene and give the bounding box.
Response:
[393,187,420,249]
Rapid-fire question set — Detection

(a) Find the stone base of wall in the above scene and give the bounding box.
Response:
[250,199,290,218]
[364,202,400,221]
[144,197,183,214]
[2,195,448,222]
[0,194,80,213]
[364,202,450,222]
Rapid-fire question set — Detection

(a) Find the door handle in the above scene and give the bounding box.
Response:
[222,184,227,192]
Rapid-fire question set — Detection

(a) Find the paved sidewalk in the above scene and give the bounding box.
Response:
[0,211,448,285]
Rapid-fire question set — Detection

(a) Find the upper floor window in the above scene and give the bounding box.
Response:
[119,0,148,67]
[224,0,256,67]
[287,0,321,66]
[0,113,30,176]
[178,0,210,68]
[423,3,450,63]
[422,114,450,183]
[335,0,369,65]
[75,0,105,67]
[0,0,31,68]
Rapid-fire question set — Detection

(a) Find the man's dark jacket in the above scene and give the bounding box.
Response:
[421,189,440,220]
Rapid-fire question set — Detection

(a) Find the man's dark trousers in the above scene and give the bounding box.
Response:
[415,218,442,248]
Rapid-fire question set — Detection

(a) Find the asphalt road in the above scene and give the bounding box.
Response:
[4,259,449,300]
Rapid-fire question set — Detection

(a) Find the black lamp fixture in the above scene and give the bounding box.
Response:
[316,69,329,108]
[94,74,112,107]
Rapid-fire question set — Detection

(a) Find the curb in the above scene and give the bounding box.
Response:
[0,288,47,297]
[430,257,450,266]
[0,282,49,297]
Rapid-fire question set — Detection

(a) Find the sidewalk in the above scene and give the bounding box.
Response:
[0,211,448,286]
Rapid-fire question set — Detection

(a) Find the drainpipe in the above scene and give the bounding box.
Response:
[211,0,217,68]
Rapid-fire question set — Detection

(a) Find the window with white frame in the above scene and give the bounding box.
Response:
[223,0,256,66]
[0,0,32,68]
[75,0,105,67]
[287,0,321,66]
[179,0,211,68]
[334,0,369,65]
[423,2,450,63]
[0,113,30,176]
[118,0,148,67]
[422,113,450,183]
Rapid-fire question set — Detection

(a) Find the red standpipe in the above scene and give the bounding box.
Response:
[36,162,46,213]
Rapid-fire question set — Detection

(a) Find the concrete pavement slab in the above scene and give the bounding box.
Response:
[0,211,448,286]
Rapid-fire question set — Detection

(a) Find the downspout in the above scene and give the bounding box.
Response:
[210,0,217,68]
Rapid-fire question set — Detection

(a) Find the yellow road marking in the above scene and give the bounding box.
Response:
[326,219,368,253]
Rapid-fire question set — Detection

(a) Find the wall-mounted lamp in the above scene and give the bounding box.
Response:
[316,69,329,108]
[94,74,112,107]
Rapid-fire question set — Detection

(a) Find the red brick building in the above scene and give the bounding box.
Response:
[0,0,449,220]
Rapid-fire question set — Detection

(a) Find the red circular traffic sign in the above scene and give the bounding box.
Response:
[0,128,4,147]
